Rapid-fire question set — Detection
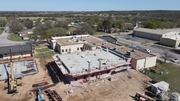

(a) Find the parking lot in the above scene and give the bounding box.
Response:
[118,34,154,44]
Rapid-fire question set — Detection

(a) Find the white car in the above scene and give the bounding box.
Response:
[171,58,180,63]
[144,49,152,54]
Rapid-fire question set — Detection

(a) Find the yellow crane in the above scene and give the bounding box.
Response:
[8,48,17,94]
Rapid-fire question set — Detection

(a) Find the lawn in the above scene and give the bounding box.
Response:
[35,44,58,58]
[35,51,57,58]
[146,60,180,92]
[7,34,27,41]
[94,31,106,35]
[117,41,130,47]
[18,17,44,20]
[0,29,3,35]
[35,47,50,52]
[0,17,6,20]
[69,27,77,33]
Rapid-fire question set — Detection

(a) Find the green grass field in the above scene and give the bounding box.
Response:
[146,60,180,92]
[18,17,44,20]
[0,29,3,35]
[69,27,77,33]
[94,31,106,35]
[35,47,50,52]
[7,34,27,41]
[35,51,57,58]
[35,44,58,58]
[117,41,130,47]
[0,17,6,20]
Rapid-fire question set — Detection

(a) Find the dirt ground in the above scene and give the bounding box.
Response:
[0,58,53,101]
[0,57,151,101]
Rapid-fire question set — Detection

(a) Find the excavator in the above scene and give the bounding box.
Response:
[8,48,17,94]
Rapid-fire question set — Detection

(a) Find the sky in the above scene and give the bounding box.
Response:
[0,0,180,11]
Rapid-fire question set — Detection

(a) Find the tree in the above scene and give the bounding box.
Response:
[23,19,33,29]
[55,21,68,29]
[45,27,67,38]
[162,49,171,64]
[0,20,7,27]
[112,21,122,29]
[102,20,111,32]
[76,23,94,35]
[9,18,23,33]
[144,21,161,29]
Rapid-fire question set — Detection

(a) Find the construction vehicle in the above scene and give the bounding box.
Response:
[135,92,155,101]
[36,87,45,101]
[7,49,18,94]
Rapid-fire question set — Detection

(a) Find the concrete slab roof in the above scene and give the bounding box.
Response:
[0,60,38,80]
[134,27,180,35]
[54,49,128,75]
[103,42,153,60]
[52,35,105,46]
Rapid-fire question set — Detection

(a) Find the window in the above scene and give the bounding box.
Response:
[66,49,68,52]
[77,47,79,50]
[62,49,64,52]
[69,48,71,52]
[75,78,77,81]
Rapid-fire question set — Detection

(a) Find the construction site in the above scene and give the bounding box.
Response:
[0,57,153,101]
[0,40,178,101]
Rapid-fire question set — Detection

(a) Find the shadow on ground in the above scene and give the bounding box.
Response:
[171,49,180,54]
[45,62,69,84]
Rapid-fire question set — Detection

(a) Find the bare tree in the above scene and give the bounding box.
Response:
[162,49,171,64]
[23,19,33,29]
[9,18,23,33]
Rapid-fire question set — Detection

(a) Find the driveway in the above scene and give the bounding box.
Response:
[0,27,25,46]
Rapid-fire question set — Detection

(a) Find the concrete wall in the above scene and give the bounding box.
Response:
[2,51,32,60]
[50,40,56,50]
[160,38,179,47]
[60,44,84,54]
[145,56,157,68]
[131,56,157,70]
[133,31,162,41]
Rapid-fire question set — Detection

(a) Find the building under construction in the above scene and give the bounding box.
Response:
[0,59,38,81]
[53,48,131,84]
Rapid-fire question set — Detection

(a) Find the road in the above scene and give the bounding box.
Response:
[114,35,180,61]
[0,27,25,46]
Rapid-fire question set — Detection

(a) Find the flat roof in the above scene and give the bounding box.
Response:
[134,27,180,35]
[162,35,180,40]
[52,35,105,46]
[0,60,38,80]
[53,49,129,75]
[0,44,32,54]
[103,42,153,59]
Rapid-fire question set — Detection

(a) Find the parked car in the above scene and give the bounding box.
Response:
[144,49,152,54]
[126,38,131,40]
[171,58,180,63]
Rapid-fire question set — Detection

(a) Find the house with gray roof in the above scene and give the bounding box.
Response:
[0,44,33,60]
